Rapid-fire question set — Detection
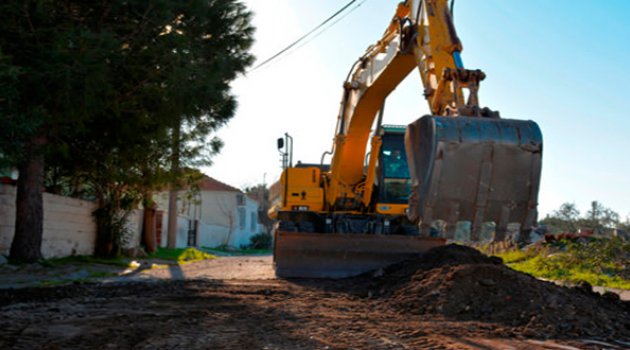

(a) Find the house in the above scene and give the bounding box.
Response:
[155,175,263,249]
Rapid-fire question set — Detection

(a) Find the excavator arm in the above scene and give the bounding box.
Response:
[327,0,492,210]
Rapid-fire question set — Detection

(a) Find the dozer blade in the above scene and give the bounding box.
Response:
[274,231,445,278]
[405,115,543,242]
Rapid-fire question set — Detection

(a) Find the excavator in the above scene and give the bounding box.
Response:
[269,0,542,278]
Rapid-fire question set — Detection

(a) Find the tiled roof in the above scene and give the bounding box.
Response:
[198,175,241,193]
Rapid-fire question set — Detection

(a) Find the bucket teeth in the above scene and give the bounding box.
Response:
[405,115,543,242]
[444,202,460,240]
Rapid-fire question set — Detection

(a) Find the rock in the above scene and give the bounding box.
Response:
[602,291,620,301]
[122,247,147,258]
[66,269,90,279]
[480,278,495,287]
[575,280,593,294]
[488,256,503,265]
[0,255,7,265]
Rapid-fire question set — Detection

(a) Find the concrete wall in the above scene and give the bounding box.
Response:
[1,184,96,258]
[0,184,142,258]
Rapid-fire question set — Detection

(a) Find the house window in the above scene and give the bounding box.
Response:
[236,193,245,206]
[187,219,198,247]
[238,207,246,229]
[250,212,257,232]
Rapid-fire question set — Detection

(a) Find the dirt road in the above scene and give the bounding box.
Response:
[122,255,276,281]
[1,251,629,349]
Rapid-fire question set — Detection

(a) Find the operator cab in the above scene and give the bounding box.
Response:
[376,125,411,213]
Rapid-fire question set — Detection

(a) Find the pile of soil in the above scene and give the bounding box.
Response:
[373,244,630,340]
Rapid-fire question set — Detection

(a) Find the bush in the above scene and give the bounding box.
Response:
[501,237,630,289]
[249,232,272,249]
[149,247,215,263]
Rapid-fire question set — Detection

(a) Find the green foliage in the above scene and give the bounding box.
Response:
[176,248,216,263]
[203,246,271,256]
[149,247,215,263]
[93,189,138,257]
[583,201,620,234]
[494,247,538,264]
[0,0,255,257]
[495,237,630,290]
[540,201,622,235]
[540,203,580,233]
[543,237,628,275]
[248,232,273,250]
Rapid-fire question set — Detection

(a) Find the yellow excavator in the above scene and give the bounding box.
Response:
[269,0,542,278]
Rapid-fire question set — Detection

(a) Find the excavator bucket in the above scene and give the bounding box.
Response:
[405,115,543,242]
[274,231,445,278]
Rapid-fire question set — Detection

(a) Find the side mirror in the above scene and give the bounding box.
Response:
[277,138,284,150]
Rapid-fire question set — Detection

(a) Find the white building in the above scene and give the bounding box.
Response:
[155,175,263,249]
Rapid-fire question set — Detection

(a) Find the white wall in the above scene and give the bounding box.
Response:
[0,184,142,258]
[155,189,263,249]
[155,213,192,249]
[198,191,261,248]
[230,196,262,248]
[1,185,96,258]
[123,209,143,249]
[196,221,230,248]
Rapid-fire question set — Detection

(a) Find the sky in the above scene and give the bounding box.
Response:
[203,0,630,219]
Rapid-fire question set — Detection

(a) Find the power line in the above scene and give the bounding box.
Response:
[253,0,367,74]
[292,1,366,55]
[248,0,367,73]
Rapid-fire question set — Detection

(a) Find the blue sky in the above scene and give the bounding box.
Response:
[205,0,630,219]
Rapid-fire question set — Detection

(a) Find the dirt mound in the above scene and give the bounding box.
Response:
[377,244,630,339]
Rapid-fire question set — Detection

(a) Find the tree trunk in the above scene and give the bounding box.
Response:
[10,137,46,262]
[94,203,115,258]
[166,188,178,249]
[143,207,157,253]
[167,122,181,249]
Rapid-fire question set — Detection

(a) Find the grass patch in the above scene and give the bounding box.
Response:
[149,247,216,264]
[493,237,630,290]
[37,271,117,287]
[203,246,272,256]
[495,248,537,264]
[88,271,117,278]
[510,257,630,290]
[42,255,129,268]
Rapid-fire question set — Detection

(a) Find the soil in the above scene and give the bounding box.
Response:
[1,246,629,349]
[370,245,630,339]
